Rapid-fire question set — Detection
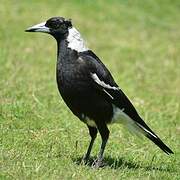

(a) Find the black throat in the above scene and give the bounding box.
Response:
[56,37,78,70]
[55,36,79,90]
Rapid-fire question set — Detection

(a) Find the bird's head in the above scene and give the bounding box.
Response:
[25,17,72,40]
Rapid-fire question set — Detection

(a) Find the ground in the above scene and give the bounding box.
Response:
[0,0,180,179]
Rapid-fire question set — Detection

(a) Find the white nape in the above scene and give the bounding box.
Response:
[67,27,89,52]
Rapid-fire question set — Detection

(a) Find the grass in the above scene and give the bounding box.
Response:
[0,0,180,179]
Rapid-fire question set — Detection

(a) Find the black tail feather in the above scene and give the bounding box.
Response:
[146,134,174,155]
[135,117,174,155]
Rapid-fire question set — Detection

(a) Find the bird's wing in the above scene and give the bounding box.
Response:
[79,50,140,122]
[79,51,173,155]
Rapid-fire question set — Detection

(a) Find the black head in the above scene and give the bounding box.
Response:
[25,17,72,39]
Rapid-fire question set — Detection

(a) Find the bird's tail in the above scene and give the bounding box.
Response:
[112,104,174,155]
[144,130,174,155]
[135,120,174,155]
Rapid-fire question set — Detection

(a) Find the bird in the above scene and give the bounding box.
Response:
[26,17,173,168]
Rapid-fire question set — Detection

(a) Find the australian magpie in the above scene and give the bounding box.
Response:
[26,17,173,168]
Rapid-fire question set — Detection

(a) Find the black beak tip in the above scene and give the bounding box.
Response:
[25,28,33,32]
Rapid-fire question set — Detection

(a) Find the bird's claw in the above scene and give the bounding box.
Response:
[80,156,89,165]
[91,159,105,168]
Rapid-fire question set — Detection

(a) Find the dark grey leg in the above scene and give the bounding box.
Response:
[92,123,109,168]
[83,126,97,163]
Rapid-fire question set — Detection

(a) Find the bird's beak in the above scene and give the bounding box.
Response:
[25,22,50,33]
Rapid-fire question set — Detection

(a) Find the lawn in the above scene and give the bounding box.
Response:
[0,0,180,179]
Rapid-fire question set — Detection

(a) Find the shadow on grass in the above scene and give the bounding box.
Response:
[72,156,174,172]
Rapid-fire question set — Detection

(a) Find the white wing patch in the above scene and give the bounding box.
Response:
[91,73,119,90]
[67,27,89,52]
[103,89,114,99]
[112,105,157,138]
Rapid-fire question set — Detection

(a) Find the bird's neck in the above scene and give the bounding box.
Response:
[56,37,77,73]
[56,38,75,64]
[56,27,89,66]
[56,39,69,73]
[57,27,88,55]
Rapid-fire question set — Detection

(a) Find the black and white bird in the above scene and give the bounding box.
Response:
[26,17,173,167]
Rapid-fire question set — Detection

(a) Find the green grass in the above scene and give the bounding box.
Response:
[0,0,180,179]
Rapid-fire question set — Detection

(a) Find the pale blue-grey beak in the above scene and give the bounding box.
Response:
[25,22,50,33]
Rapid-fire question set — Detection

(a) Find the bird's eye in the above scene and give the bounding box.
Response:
[51,22,61,29]
[46,20,61,29]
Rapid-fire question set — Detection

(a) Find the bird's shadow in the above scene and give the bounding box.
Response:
[72,156,174,172]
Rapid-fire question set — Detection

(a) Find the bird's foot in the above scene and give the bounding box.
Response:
[91,158,105,168]
[80,156,89,165]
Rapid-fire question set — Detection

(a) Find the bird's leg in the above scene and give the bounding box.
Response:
[92,123,109,168]
[82,126,97,164]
